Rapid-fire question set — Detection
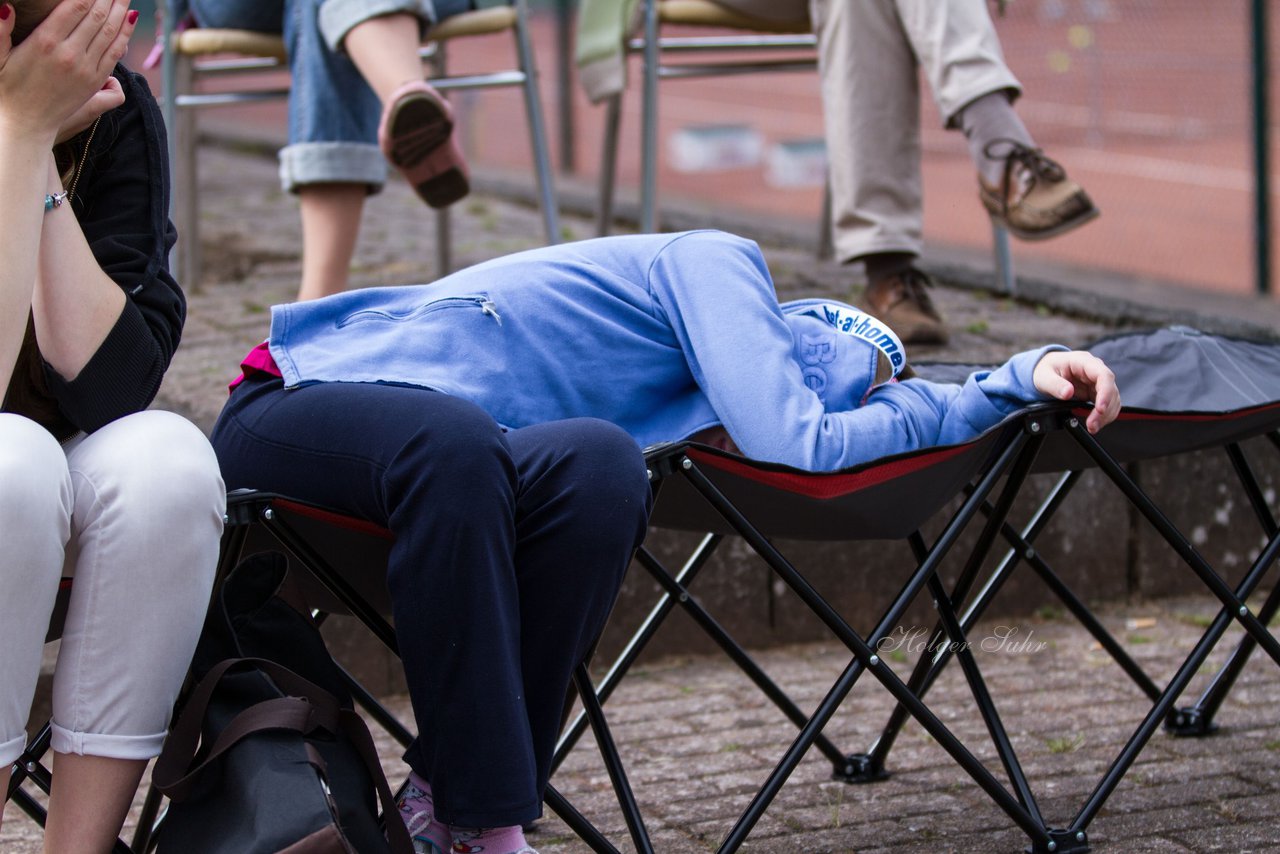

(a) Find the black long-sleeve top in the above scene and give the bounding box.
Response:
[3,65,183,439]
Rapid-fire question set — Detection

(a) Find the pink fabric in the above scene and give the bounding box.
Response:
[228,341,281,392]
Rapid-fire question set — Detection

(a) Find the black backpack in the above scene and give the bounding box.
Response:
[152,552,412,854]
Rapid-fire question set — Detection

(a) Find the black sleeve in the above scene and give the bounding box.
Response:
[41,66,186,433]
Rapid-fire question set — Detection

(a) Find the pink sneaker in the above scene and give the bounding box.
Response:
[378,80,470,209]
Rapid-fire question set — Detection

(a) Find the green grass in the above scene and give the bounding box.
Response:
[1045,733,1086,754]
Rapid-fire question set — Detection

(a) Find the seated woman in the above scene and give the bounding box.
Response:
[211,228,1116,853]
[0,0,225,849]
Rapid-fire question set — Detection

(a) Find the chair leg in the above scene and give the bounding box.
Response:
[992,220,1015,294]
[130,783,165,853]
[173,57,201,290]
[596,95,622,237]
[160,11,179,276]
[513,0,561,245]
[817,177,834,260]
[570,664,654,854]
[639,0,660,233]
[428,46,453,276]
[1167,439,1280,734]
[436,206,453,277]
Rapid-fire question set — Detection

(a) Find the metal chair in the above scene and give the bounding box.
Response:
[159,0,560,288]
[557,327,1280,853]
[173,489,656,854]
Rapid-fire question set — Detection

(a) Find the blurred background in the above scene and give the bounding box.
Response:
[130,0,1280,301]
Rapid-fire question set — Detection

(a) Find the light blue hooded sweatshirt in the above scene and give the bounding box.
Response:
[269,230,1060,472]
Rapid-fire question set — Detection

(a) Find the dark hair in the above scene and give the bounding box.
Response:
[10,0,44,44]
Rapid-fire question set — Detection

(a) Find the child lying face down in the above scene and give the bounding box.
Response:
[211,229,1117,850]
[257,229,1118,472]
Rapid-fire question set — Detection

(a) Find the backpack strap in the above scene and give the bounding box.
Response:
[155,658,342,801]
[338,708,414,854]
[154,658,414,854]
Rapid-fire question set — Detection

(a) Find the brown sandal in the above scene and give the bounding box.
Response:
[377,80,470,209]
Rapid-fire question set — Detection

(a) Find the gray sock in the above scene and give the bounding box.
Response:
[957,91,1035,186]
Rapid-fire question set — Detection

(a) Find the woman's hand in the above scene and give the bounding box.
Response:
[0,0,137,145]
[1033,349,1121,434]
[56,73,123,143]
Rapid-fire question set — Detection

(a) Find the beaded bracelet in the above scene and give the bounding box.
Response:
[44,191,69,212]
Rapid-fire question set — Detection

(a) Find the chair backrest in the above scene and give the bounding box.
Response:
[159,0,559,289]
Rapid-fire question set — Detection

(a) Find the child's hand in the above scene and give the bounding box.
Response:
[1033,350,1121,433]
[0,0,137,144]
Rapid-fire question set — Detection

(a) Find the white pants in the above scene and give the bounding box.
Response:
[716,0,1022,262]
[0,411,224,766]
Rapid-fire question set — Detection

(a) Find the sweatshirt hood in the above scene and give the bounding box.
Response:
[780,299,908,411]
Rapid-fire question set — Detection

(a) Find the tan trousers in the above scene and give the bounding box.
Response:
[715,0,1020,263]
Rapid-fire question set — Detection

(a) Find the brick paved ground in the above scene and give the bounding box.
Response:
[10,596,1279,853]
[5,142,1280,853]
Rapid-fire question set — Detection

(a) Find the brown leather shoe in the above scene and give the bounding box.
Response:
[979,139,1099,241]
[860,267,948,346]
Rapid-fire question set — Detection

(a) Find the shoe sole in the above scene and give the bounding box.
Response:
[386,94,470,209]
[990,204,1100,243]
[415,168,469,210]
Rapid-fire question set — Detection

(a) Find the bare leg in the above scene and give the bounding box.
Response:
[43,753,146,854]
[343,13,426,104]
[297,183,367,302]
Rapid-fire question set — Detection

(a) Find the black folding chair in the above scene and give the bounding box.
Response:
[853,327,1280,850]
[556,326,1280,853]
[125,489,655,854]
[554,410,1100,852]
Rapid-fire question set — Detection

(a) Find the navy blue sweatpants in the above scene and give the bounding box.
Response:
[211,376,652,827]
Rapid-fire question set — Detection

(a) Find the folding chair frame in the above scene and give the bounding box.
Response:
[557,409,1128,853]
[848,413,1280,851]
[557,401,1280,853]
[139,489,656,854]
[159,0,561,288]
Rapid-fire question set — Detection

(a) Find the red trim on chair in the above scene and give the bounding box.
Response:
[272,498,395,541]
[686,444,973,500]
[1112,400,1280,423]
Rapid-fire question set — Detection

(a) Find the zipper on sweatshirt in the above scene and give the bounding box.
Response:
[336,295,499,328]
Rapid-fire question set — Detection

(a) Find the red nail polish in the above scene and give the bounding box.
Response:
[0,5,11,21]
[127,9,138,24]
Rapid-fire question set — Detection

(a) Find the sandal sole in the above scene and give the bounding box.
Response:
[415,168,470,209]
[386,94,453,170]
